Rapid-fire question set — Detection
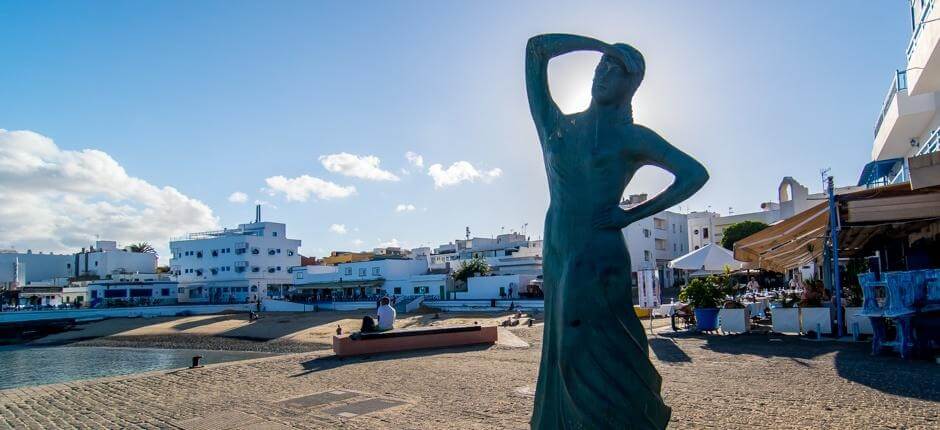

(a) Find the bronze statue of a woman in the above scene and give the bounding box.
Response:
[526,34,708,429]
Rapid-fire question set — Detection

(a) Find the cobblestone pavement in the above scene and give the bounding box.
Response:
[1,326,937,429]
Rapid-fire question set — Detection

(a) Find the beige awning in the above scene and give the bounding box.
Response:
[733,203,829,273]
[733,183,940,273]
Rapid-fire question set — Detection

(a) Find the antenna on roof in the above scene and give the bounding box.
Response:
[255,204,262,223]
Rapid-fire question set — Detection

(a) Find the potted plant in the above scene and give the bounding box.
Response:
[799,279,832,335]
[718,298,751,334]
[771,292,802,334]
[678,276,724,332]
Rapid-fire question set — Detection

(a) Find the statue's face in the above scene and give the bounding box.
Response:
[592,55,630,105]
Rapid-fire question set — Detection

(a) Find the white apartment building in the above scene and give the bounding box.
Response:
[621,194,689,290]
[71,241,157,278]
[429,233,543,276]
[865,1,940,188]
[169,207,301,303]
[293,258,430,299]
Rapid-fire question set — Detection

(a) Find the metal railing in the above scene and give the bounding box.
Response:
[907,0,936,59]
[916,128,940,155]
[874,70,908,137]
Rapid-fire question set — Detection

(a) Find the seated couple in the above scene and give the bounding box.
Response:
[360,297,396,333]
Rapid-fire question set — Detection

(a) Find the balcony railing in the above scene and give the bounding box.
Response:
[916,127,940,155]
[907,0,936,59]
[874,70,908,137]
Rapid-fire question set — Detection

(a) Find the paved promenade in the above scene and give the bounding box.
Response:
[1,325,937,429]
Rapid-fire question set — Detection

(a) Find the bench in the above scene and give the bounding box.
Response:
[332,324,498,357]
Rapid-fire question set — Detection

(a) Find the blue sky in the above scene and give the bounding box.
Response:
[0,1,911,259]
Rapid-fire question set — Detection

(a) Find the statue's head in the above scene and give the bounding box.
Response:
[592,43,645,106]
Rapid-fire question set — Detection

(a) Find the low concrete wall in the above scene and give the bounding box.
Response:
[404,296,424,313]
[0,304,252,323]
[424,299,544,313]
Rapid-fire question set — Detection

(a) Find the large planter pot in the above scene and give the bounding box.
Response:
[771,307,801,334]
[718,308,751,334]
[844,306,873,335]
[800,306,833,335]
[694,308,720,331]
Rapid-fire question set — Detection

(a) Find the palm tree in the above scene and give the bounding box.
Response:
[127,242,157,255]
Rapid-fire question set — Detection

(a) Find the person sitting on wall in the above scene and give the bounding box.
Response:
[359,297,396,333]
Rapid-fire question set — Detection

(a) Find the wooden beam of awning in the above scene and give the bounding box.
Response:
[845,193,940,223]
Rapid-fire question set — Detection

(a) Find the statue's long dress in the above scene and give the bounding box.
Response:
[531,120,671,429]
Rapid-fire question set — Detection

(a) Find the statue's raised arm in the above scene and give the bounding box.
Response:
[525,34,629,138]
[594,127,709,230]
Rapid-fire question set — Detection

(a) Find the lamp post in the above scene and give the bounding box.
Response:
[827,176,844,337]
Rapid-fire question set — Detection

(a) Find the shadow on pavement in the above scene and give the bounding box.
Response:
[661,331,939,401]
[291,343,494,378]
[649,337,691,363]
[171,314,242,331]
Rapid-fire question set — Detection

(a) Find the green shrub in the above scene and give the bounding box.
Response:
[678,277,724,309]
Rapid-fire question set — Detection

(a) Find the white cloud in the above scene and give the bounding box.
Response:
[264,175,355,202]
[329,224,347,235]
[0,129,219,257]
[377,238,401,248]
[427,161,502,188]
[227,191,248,203]
[318,152,399,181]
[395,203,416,213]
[352,239,364,247]
[405,151,424,168]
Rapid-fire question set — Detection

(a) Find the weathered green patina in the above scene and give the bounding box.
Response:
[526,34,708,429]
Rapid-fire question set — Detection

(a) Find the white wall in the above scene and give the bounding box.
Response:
[0,252,71,283]
[459,274,535,300]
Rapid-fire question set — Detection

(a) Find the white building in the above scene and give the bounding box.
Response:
[0,250,71,285]
[169,206,301,303]
[429,233,543,276]
[621,194,690,291]
[865,1,940,187]
[72,240,157,278]
[88,273,178,307]
[687,177,863,251]
[292,258,430,300]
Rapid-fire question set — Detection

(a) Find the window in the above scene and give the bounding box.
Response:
[273,232,278,237]
[414,287,421,294]
[693,229,699,235]
[94,261,98,267]
[358,268,366,277]
[703,228,709,239]
[287,250,294,256]
[104,289,126,298]
[251,248,260,255]
[653,218,666,230]
[276,266,281,271]
[161,288,170,297]
[672,224,676,233]
[644,250,651,261]
[177,288,184,293]
[673,243,677,252]
[295,272,303,279]
[277,249,281,254]
[393,287,402,294]
[251,267,260,273]
[345,267,353,276]
[655,239,666,251]
[643,229,651,238]
[372,267,380,276]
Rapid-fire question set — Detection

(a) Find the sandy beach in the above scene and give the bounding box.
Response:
[29,309,543,353]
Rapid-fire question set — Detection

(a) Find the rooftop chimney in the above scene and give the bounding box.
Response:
[255,204,261,223]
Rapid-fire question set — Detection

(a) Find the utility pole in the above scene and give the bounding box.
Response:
[827,176,844,337]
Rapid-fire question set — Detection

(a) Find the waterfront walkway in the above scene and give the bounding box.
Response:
[1,325,937,429]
